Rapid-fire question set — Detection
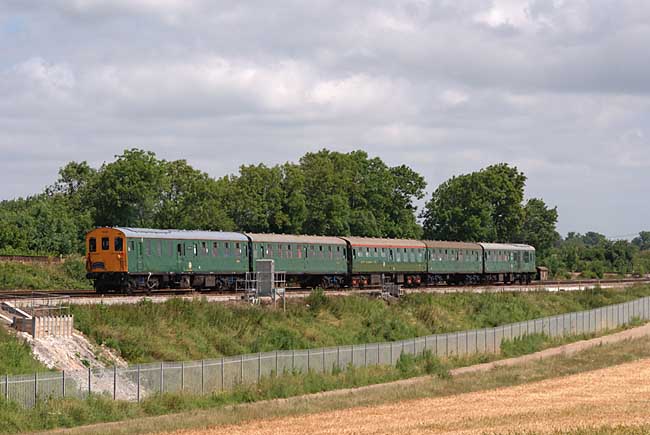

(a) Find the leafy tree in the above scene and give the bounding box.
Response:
[517,198,560,257]
[156,160,234,231]
[632,231,650,251]
[421,164,527,242]
[91,149,169,227]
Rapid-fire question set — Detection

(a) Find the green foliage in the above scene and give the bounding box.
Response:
[0,327,48,375]
[500,333,549,358]
[0,259,91,290]
[421,163,530,242]
[541,231,647,278]
[0,148,427,257]
[70,286,650,364]
[517,198,561,257]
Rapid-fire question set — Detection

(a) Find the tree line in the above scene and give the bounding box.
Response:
[0,148,648,278]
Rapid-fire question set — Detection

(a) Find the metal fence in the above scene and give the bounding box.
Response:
[2,296,649,408]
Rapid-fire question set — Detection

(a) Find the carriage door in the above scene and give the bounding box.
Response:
[137,239,144,272]
[176,241,184,272]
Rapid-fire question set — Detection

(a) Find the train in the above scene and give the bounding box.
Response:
[85,227,536,293]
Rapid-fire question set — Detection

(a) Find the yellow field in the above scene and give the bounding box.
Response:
[161,358,650,435]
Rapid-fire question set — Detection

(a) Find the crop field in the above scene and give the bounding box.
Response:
[168,357,650,435]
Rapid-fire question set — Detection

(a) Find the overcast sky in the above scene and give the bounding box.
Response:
[1,0,648,237]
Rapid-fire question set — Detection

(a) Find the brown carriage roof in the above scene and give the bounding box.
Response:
[422,240,482,250]
[338,236,426,249]
[245,233,346,245]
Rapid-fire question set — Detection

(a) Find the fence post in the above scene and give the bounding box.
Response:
[4,374,8,401]
[390,343,393,365]
[292,349,295,371]
[275,351,278,376]
[322,348,325,372]
[364,343,367,367]
[307,349,310,372]
[201,360,205,395]
[181,361,184,393]
[34,372,37,405]
[62,370,65,398]
[337,346,340,370]
[240,355,244,383]
[113,366,116,400]
[160,362,164,393]
[221,358,224,391]
[87,367,91,397]
[136,365,140,402]
[258,353,261,382]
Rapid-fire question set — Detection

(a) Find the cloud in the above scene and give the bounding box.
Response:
[1,0,650,236]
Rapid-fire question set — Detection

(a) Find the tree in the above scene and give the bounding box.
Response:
[156,160,234,231]
[632,231,650,251]
[517,198,560,257]
[421,164,527,242]
[91,149,169,227]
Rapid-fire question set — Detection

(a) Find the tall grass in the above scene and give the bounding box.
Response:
[0,328,48,375]
[71,285,650,364]
[0,259,91,290]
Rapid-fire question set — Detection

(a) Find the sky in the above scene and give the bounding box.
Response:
[1,0,649,238]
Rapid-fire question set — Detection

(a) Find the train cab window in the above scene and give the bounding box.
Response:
[101,237,110,251]
[113,237,123,252]
[192,244,198,256]
[89,238,97,252]
[353,249,357,258]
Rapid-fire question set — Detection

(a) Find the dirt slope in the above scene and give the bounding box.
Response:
[161,357,650,435]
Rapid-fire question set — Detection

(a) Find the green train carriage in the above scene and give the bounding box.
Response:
[246,233,348,288]
[340,237,427,286]
[479,243,536,283]
[424,241,483,284]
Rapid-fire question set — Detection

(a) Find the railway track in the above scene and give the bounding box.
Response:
[1,277,649,304]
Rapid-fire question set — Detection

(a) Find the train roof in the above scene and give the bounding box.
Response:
[479,243,535,252]
[115,227,248,241]
[422,240,482,250]
[339,236,426,249]
[245,233,346,245]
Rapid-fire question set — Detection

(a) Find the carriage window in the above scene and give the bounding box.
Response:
[353,249,357,258]
[157,240,162,256]
[89,238,97,252]
[114,237,123,252]
[177,243,183,256]
[212,242,219,256]
[201,242,207,256]
[193,244,198,256]
[297,245,303,259]
[168,240,173,256]
[101,237,110,251]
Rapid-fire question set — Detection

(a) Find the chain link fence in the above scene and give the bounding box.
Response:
[2,296,649,407]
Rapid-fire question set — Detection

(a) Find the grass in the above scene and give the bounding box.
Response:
[71,285,650,363]
[8,330,650,435]
[0,327,48,375]
[0,259,91,290]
